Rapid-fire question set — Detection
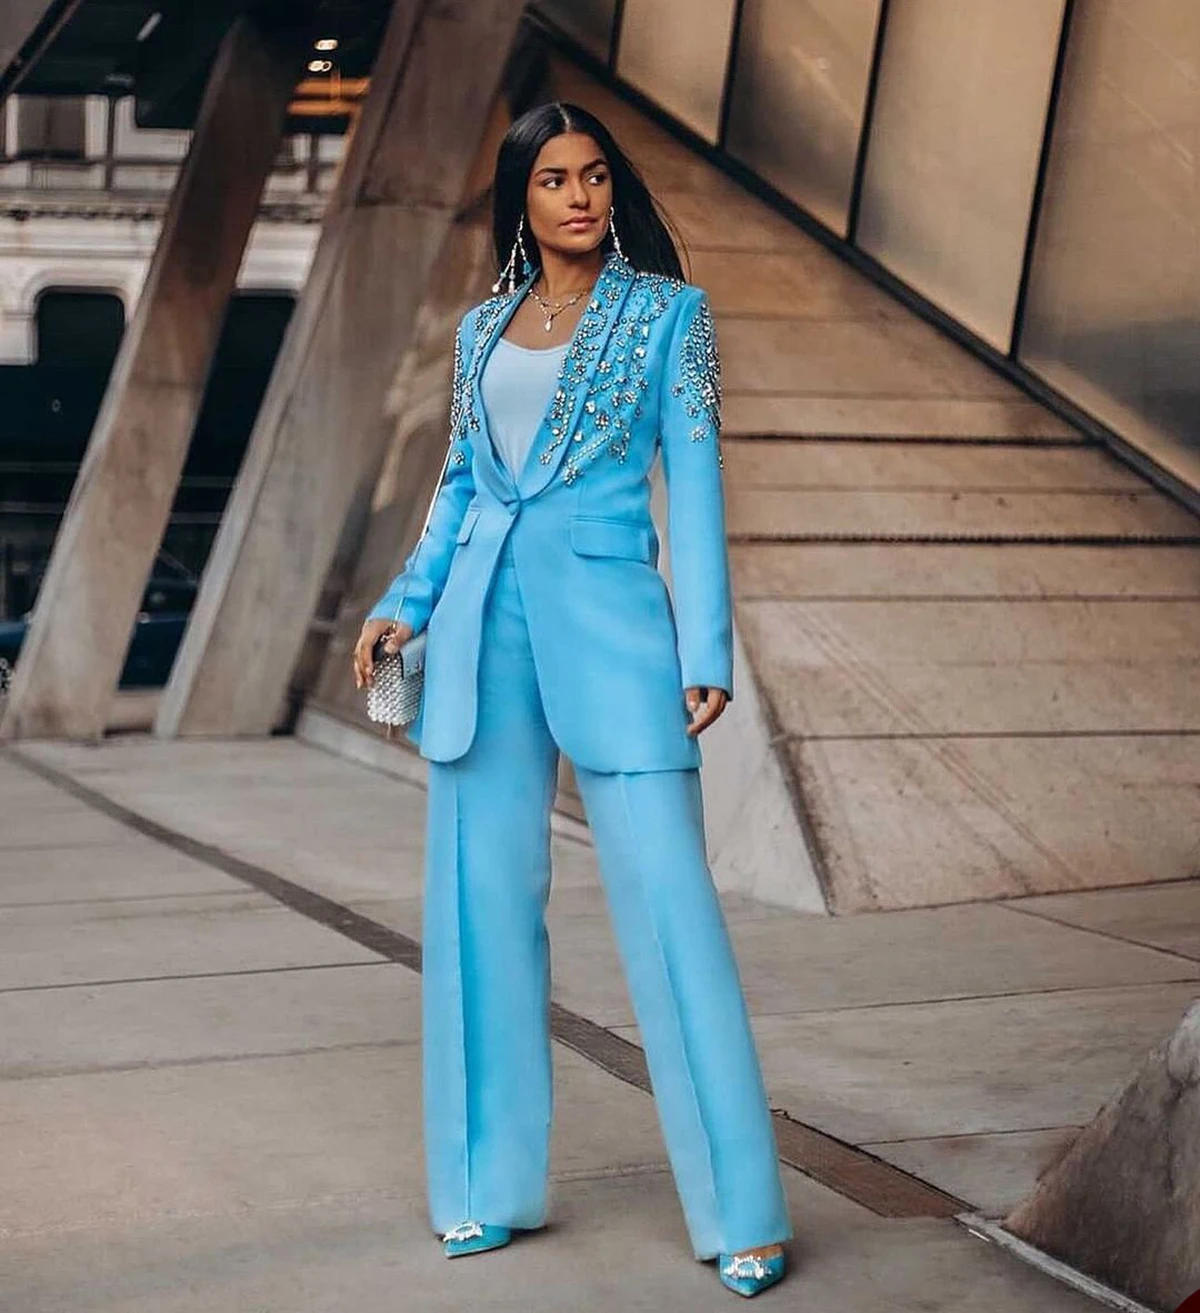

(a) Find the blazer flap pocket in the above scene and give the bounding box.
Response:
[455,506,481,544]
[569,515,651,562]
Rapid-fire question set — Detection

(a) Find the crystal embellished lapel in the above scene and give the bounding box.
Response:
[457,267,538,493]
[521,253,635,497]
[559,271,684,485]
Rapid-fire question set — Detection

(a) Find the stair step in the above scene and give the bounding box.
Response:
[725,488,1199,542]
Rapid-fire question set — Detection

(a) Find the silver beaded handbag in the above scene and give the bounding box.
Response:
[365,433,457,730]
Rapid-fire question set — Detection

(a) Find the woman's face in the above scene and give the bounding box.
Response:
[524,131,613,262]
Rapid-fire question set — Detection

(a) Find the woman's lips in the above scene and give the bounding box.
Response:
[562,216,596,229]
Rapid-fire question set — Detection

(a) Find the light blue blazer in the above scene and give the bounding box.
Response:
[367,250,732,773]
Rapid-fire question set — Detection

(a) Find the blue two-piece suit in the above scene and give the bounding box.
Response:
[369,251,792,1259]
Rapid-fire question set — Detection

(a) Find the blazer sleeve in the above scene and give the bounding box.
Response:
[366,314,476,636]
[657,287,734,700]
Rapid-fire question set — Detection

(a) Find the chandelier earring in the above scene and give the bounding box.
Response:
[608,205,626,263]
[493,213,533,295]
[517,217,532,280]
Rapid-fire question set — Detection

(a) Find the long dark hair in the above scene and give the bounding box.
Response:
[492,101,686,282]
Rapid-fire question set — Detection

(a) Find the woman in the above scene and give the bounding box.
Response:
[353,101,791,1298]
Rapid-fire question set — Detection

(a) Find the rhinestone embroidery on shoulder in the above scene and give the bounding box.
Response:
[669,292,724,468]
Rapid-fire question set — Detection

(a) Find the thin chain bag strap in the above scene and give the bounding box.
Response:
[365,429,459,733]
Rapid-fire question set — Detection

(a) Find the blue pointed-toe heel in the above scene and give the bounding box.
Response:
[441,1220,512,1258]
[717,1249,786,1298]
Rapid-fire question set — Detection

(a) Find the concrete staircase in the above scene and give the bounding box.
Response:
[554,62,1200,914]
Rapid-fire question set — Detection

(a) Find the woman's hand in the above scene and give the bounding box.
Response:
[353,618,414,690]
[684,686,728,737]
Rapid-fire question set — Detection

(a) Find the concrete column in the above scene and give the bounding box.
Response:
[301,106,507,732]
[1005,999,1200,1311]
[0,14,311,741]
[155,0,525,738]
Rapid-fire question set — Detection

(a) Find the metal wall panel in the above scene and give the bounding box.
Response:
[724,0,883,236]
[535,0,618,63]
[1020,1,1200,487]
[616,0,737,143]
[857,0,1067,350]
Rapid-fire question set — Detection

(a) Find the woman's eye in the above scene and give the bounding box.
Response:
[541,173,607,188]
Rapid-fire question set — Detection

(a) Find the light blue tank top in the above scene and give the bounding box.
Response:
[480,336,569,481]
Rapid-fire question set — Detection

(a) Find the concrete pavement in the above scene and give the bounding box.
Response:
[3,734,1195,1309]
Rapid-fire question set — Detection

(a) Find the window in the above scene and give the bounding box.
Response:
[28,289,126,457]
[36,289,125,367]
[12,96,87,160]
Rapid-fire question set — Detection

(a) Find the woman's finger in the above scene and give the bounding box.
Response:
[684,686,726,736]
[353,633,375,689]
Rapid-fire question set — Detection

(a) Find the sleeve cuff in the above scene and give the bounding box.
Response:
[367,592,426,634]
[681,667,734,701]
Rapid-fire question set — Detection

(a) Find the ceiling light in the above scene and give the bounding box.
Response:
[314,38,339,51]
[307,59,333,73]
[136,11,162,42]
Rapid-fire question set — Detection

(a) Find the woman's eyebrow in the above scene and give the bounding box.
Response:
[535,158,609,175]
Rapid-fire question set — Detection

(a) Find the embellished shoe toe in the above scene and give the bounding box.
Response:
[441,1220,512,1258]
[717,1250,786,1298]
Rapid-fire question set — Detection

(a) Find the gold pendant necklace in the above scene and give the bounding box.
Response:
[528,283,592,333]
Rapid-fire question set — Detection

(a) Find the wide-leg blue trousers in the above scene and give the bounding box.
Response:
[420,536,792,1260]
